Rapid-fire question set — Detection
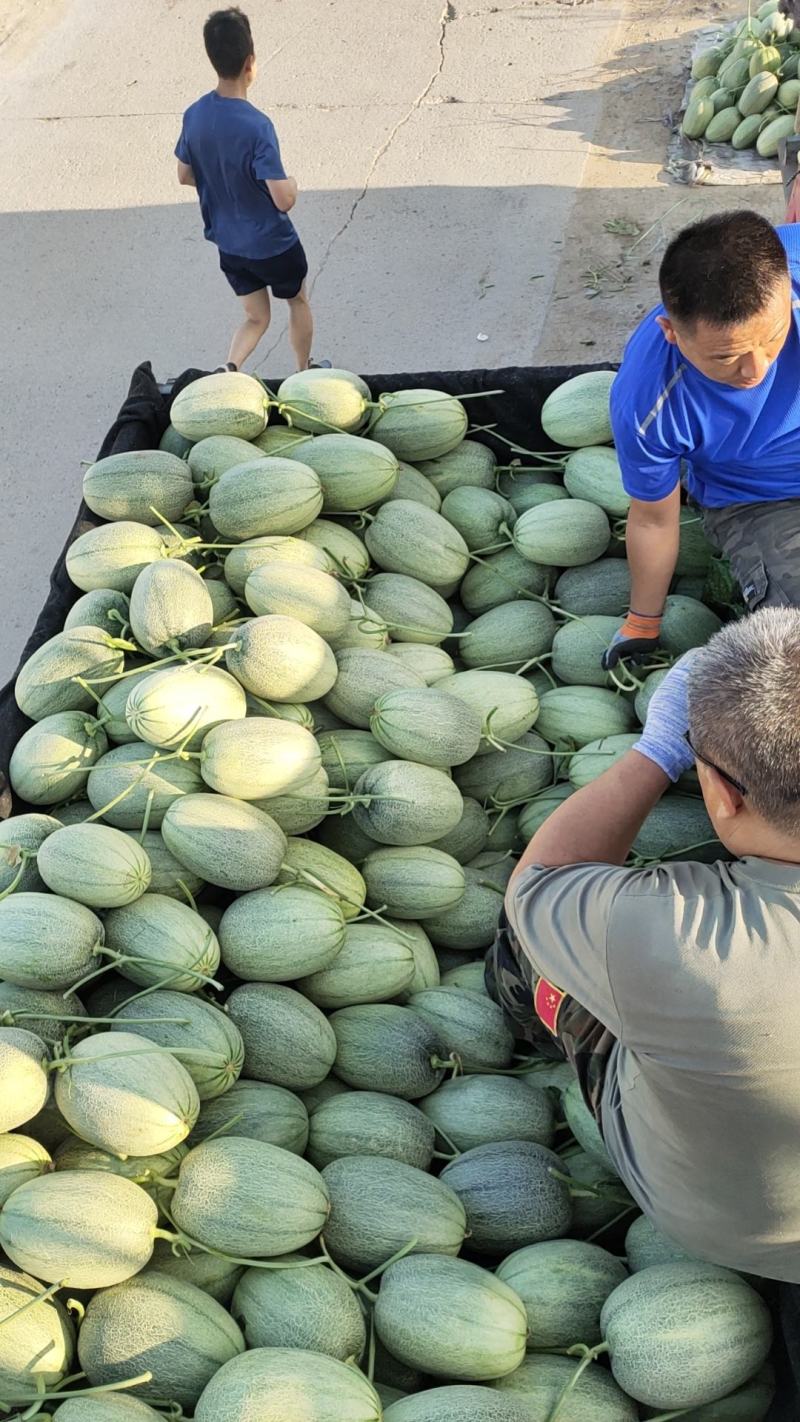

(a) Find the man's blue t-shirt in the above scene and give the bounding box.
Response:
[175,92,297,260]
[611,224,800,509]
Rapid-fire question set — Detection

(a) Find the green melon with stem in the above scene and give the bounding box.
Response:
[535,686,635,748]
[417,438,496,497]
[161,793,286,892]
[496,1238,628,1350]
[200,717,321,800]
[171,1136,330,1256]
[284,431,399,511]
[352,759,464,847]
[103,892,221,991]
[219,884,346,982]
[252,425,315,456]
[36,823,152,908]
[324,648,426,729]
[322,1153,467,1272]
[513,499,611,567]
[0,892,104,991]
[386,643,455,684]
[375,1254,528,1381]
[195,1346,382,1422]
[299,921,416,1010]
[600,1262,773,1410]
[188,433,266,486]
[83,450,193,525]
[555,558,631,617]
[115,989,245,1100]
[460,546,552,615]
[370,688,482,768]
[0,982,86,1044]
[128,560,213,656]
[382,460,441,510]
[191,1079,309,1156]
[408,987,514,1071]
[328,598,390,652]
[65,522,167,595]
[232,1258,366,1360]
[15,626,128,723]
[318,728,393,790]
[53,1029,200,1158]
[364,573,454,645]
[254,767,330,834]
[441,670,539,754]
[632,795,720,863]
[170,371,270,440]
[125,663,247,749]
[0,1262,75,1391]
[244,561,351,637]
[52,1139,187,1202]
[86,742,205,829]
[277,367,371,432]
[78,1270,245,1412]
[563,445,630,517]
[0,1133,51,1204]
[368,389,468,462]
[276,836,367,920]
[365,500,470,588]
[441,1140,573,1253]
[420,1075,554,1153]
[298,517,371,578]
[459,601,557,673]
[0,1170,160,1287]
[0,814,63,894]
[441,486,516,552]
[226,614,338,702]
[0,1028,49,1132]
[567,733,640,789]
[330,1003,452,1098]
[306,1090,435,1170]
[226,982,338,1089]
[96,666,162,745]
[224,533,329,596]
[361,846,466,919]
[540,370,615,447]
[493,1353,638,1421]
[455,732,553,807]
[429,797,490,863]
[122,829,204,900]
[145,1235,243,1303]
[209,457,323,540]
[53,1394,164,1419]
[9,712,109,806]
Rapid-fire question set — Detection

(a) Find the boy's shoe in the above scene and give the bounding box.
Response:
[213,361,239,373]
[308,359,332,369]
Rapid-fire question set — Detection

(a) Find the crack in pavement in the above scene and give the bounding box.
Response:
[255,0,455,372]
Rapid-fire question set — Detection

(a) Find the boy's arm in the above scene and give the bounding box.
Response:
[177,160,196,187]
[265,176,297,212]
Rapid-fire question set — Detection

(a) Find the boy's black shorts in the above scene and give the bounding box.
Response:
[218,239,308,299]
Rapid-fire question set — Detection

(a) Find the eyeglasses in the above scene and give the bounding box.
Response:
[686,732,748,797]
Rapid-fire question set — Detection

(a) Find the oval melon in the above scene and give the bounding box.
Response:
[15,626,126,723]
[331,1002,450,1099]
[361,846,466,919]
[325,647,426,729]
[194,1346,382,1422]
[441,1140,572,1253]
[513,499,611,567]
[496,1238,628,1349]
[209,457,323,540]
[365,500,470,589]
[369,389,468,462]
[170,372,269,440]
[226,614,337,702]
[420,1075,553,1153]
[103,891,220,991]
[220,884,346,982]
[83,450,193,525]
[191,1079,309,1156]
[352,760,464,846]
[277,367,371,432]
[200,717,321,800]
[115,989,244,1100]
[161,793,286,892]
[224,533,329,596]
[0,813,64,894]
[86,742,204,829]
[493,1352,638,1421]
[0,1171,159,1287]
[36,823,152,908]
[322,1154,467,1272]
[226,982,338,1089]
[10,712,109,807]
[0,892,103,991]
[126,663,246,749]
[244,561,351,637]
[306,1091,435,1171]
[66,522,166,594]
[232,1259,366,1360]
[285,431,398,511]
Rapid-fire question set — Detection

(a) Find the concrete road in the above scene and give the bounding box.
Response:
[0,0,623,675]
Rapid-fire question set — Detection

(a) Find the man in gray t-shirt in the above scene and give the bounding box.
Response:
[497,605,800,1286]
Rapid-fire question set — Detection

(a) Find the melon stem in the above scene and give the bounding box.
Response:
[468,423,567,464]
[0,852,36,903]
[584,1203,637,1243]
[546,1342,609,1422]
[0,1373,154,1410]
[0,1279,65,1331]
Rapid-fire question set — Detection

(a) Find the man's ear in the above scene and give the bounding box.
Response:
[656,315,679,346]
[697,762,744,822]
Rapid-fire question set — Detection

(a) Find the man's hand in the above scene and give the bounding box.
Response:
[633,652,697,783]
[602,610,663,670]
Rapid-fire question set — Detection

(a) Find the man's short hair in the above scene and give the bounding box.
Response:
[204,7,253,78]
[659,212,788,328]
[688,607,800,832]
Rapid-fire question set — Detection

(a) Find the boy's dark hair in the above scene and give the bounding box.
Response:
[204,7,254,78]
[659,211,788,327]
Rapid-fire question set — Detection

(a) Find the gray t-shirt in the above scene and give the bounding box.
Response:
[507,854,800,1281]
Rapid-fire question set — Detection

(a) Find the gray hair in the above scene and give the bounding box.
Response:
[688,606,800,832]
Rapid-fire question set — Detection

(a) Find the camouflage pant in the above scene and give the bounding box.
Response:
[485,909,616,1128]
[702,499,800,611]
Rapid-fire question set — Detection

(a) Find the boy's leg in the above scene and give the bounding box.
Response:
[285,283,314,372]
[227,288,271,371]
[702,498,800,609]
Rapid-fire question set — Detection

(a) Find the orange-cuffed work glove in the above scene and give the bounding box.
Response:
[601,609,663,670]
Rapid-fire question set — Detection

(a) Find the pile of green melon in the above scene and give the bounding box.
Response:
[681,0,800,156]
[0,366,772,1420]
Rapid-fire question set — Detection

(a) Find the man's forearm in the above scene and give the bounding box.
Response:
[512,750,670,879]
[627,497,681,616]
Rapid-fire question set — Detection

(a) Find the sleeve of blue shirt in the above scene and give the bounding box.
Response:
[175,125,190,164]
[252,116,287,182]
[610,337,682,504]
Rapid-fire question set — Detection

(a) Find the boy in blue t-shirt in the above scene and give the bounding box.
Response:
[176,7,322,372]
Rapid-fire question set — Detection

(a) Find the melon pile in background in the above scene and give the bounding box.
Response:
[681,0,800,156]
[0,367,772,1420]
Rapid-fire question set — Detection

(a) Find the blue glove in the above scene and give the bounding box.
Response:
[633,653,697,782]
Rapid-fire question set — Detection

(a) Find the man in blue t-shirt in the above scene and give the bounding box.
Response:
[175,7,322,373]
[603,211,800,669]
